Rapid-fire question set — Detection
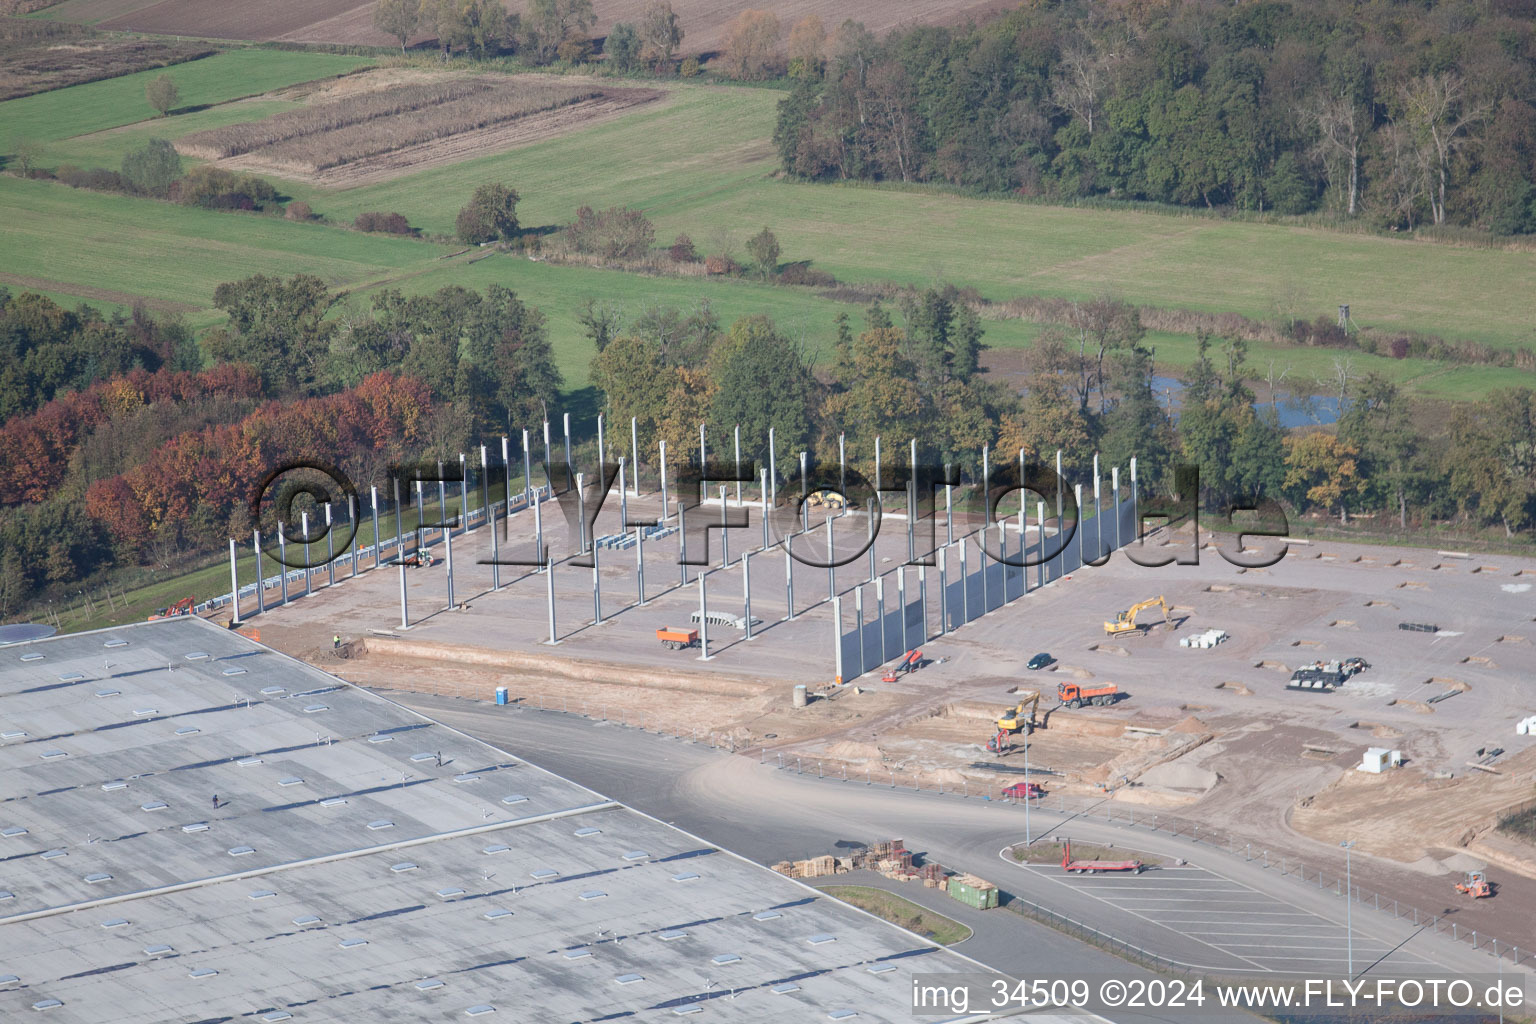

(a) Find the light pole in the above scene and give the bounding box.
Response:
[1024,735,1031,845]
[1341,839,1355,978]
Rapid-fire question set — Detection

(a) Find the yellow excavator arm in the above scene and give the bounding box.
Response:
[1104,595,1170,635]
[996,691,1041,732]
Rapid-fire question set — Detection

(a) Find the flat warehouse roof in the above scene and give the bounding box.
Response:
[0,618,999,1023]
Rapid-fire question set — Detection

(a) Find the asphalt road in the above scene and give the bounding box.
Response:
[385,693,1527,1013]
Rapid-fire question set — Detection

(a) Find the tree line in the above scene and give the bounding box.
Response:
[774,0,1536,234]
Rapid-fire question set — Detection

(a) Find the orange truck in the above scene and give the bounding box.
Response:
[656,627,699,651]
[1056,681,1121,709]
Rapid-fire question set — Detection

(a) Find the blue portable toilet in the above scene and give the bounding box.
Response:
[495,687,508,706]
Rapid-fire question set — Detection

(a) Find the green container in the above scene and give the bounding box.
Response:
[947,878,998,910]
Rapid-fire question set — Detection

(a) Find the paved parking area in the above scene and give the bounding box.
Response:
[1012,861,1446,975]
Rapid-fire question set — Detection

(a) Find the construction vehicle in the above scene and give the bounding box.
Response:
[1288,658,1369,691]
[656,626,699,650]
[1104,595,1173,637]
[1454,870,1492,899]
[147,597,195,622]
[1057,681,1120,709]
[1060,837,1143,874]
[986,691,1042,755]
[881,649,923,683]
[397,551,435,568]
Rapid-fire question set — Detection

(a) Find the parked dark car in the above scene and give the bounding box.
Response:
[1026,652,1054,671]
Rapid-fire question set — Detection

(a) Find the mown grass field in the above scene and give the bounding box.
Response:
[818,886,972,945]
[5,63,1535,400]
[0,48,371,142]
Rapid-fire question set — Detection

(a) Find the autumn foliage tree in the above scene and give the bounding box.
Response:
[721,9,779,80]
[1283,431,1362,523]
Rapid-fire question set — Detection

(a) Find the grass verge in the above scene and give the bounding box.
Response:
[817,885,972,945]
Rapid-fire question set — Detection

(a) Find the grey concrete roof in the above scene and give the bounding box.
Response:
[0,618,1000,1023]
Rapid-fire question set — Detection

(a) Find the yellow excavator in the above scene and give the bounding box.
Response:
[986,691,1042,755]
[1104,595,1173,637]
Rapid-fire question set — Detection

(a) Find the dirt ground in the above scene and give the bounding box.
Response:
[250,492,1536,948]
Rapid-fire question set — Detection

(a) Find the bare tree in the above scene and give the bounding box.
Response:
[1373,121,1428,230]
[1397,72,1485,225]
[1050,30,1118,136]
[1307,93,1363,215]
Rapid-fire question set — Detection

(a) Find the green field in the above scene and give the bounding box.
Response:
[5,64,1536,399]
[0,49,372,142]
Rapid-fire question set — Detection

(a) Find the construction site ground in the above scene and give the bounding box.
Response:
[246,493,1536,929]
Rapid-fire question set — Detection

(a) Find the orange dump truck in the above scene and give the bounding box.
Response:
[656,627,699,650]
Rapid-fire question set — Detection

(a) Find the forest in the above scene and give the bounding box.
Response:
[773,0,1536,233]
[6,277,1536,618]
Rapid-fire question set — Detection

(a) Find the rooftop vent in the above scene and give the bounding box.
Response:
[614,974,643,985]
[622,850,649,861]
[529,869,558,880]
[390,862,417,873]
[259,1013,291,1023]
[671,872,700,883]
[806,934,836,945]
[867,964,896,974]
[184,652,208,661]
[31,998,63,1010]
[94,689,120,698]
[291,915,321,927]
[83,873,112,884]
[366,820,394,831]
[57,673,85,682]
[278,777,303,787]
[367,734,392,743]
[453,774,479,784]
[482,908,513,921]
[771,982,800,994]
[228,846,256,857]
[248,890,276,900]
[101,780,128,792]
[501,795,527,806]
[338,938,368,949]
[0,891,13,901]
[222,667,247,676]
[414,979,444,992]
[104,640,128,649]
[464,1006,495,1017]
[828,1012,859,1021]
[752,911,781,921]
[236,758,262,768]
[482,844,510,856]
[182,822,209,833]
[141,801,168,812]
[573,827,602,837]
[658,929,687,941]
[578,890,607,901]
[1,730,26,740]
[0,974,19,986]
[260,687,285,696]
[40,849,66,860]
[189,968,218,979]
[175,726,199,736]
[143,945,173,957]
[319,797,346,807]
[39,749,67,759]
[409,752,436,763]
[561,950,592,960]
[3,826,29,837]
[100,919,128,928]
[303,704,328,714]
[436,888,465,900]
[710,954,741,965]
[132,708,157,718]
[672,1008,702,1017]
